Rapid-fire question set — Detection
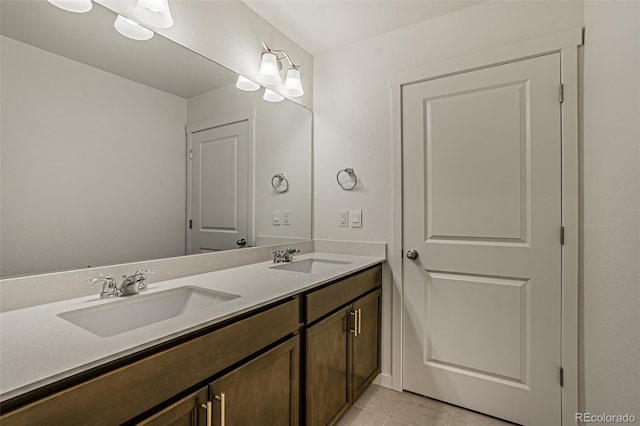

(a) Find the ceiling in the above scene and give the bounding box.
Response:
[242,0,484,55]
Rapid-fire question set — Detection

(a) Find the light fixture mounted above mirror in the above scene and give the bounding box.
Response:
[257,43,304,98]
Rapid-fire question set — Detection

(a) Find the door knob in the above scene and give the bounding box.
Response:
[406,249,419,260]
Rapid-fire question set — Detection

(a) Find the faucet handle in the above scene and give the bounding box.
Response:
[87,275,118,299]
[134,269,156,293]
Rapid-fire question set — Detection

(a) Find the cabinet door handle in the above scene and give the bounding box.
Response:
[200,401,212,426]
[358,308,362,335]
[215,393,226,426]
[349,310,358,337]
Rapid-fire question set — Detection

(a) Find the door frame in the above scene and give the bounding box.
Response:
[389,28,582,425]
[186,108,256,253]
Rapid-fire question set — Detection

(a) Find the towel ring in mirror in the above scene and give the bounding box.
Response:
[271,173,289,193]
[336,168,358,190]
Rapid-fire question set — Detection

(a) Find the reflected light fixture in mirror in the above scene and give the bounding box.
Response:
[47,0,92,13]
[283,68,304,97]
[258,52,281,85]
[263,88,284,103]
[114,15,154,41]
[235,75,260,91]
[134,0,174,29]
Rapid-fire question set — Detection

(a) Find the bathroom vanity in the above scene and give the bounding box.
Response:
[0,253,383,425]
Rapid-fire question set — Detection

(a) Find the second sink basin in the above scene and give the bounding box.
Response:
[58,286,240,337]
[271,258,350,274]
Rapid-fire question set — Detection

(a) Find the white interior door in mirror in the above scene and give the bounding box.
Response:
[402,53,562,425]
[190,120,249,253]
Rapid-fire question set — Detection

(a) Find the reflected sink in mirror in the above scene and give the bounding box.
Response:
[271,258,351,274]
[58,286,240,337]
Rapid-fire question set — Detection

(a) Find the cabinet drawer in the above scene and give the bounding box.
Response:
[305,265,381,324]
[1,299,300,426]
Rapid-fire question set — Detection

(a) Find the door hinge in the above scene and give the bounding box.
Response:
[560,367,564,387]
[559,84,564,103]
[189,219,192,229]
[188,149,193,160]
[560,226,565,245]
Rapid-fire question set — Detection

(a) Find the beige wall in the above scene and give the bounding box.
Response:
[0,36,187,277]
[187,85,312,244]
[97,0,313,109]
[313,0,584,389]
[582,0,640,416]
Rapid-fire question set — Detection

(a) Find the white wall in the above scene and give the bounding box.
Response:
[313,0,584,389]
[97,0,313,109]
[1,36,187,277]
[187,84,312,245]
[582,0,640,416]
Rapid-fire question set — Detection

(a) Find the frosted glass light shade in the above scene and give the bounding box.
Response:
[235,75,260,92]
[114,15,154,41]
[47,0,92,13]
[258,52,281,85]
[263,89,284,103]
[133,0,174,29]
[282,68,304,97]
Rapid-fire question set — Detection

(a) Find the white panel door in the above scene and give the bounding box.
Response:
[190,120,249,253]
[402,53,562,425]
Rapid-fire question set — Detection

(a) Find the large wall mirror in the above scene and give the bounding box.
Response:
[0,1,312,278]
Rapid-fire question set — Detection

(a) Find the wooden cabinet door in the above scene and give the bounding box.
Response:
[210,335,299,426]
[351,289,381,401]
[305,307,351,426]
[137,387,208,426]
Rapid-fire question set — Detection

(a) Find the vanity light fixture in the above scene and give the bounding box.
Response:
[235,75,260,92]
[133,0,174,29]
[263,88,284,103]
[47,0,92,13]
[114,15,154,41]
[282,68,304,97]
[257,43,304,97]
[258,52,281,85]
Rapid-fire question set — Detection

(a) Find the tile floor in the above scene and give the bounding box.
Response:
[338,384,514,426]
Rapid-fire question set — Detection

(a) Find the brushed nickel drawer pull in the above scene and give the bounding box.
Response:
[200,401,212,426]
[349,310,358,337]
[215,393,226,426]
[358,308,362,335]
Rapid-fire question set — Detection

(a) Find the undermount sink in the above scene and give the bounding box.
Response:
[58,286,240,337]
[270,258,350,274]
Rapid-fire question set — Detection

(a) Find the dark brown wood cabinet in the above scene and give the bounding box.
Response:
[351,289,381,402]
[305,307,352,426]
[305,265,382,426]
[139,336,300,426]
[137,388,208,426]
[209,335,299,425]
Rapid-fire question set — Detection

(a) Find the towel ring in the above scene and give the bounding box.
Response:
[336,168,358,191]
[271,173,289,193]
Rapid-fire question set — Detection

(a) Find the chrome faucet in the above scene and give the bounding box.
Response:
[119,269,156,296]
[272,248,300,263]
[86,269,156,298]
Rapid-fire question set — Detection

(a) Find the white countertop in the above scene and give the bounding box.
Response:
[0,252,384,402]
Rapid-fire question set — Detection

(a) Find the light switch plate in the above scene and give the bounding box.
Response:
[350,209,362,228]
[282,210,291,225]
[272,210,281,226]
[339,210,349,227]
